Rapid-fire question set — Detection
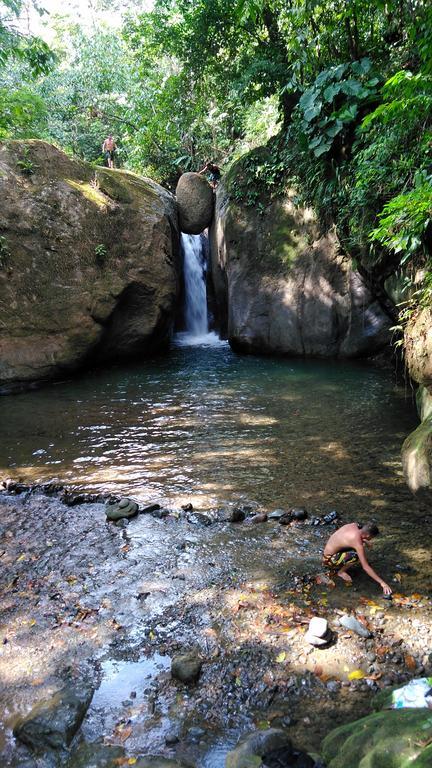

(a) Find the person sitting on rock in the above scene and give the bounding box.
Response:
[102,134,117,168]
[198,161,221,189]
[323,521,392,594]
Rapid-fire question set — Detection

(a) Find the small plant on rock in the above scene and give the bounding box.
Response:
[94,243,108,264]
[16,148,35,176]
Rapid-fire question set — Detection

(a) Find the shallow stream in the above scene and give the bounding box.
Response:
[1,342,430,767]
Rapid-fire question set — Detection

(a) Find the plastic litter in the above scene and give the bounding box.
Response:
[392,678,432,709]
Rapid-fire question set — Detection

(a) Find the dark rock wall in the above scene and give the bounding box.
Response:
[210,180,391,358]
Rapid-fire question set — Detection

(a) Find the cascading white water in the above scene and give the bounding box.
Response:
[182,233,208,336]
[175,233,224,346]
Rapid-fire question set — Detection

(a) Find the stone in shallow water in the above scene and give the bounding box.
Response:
[171,653,202,684]
[141,503,162,514]
[268,509,288,520]
[290,507,308,521]
[226,728,315,768]
[13,684,94,751]
[105,498,138,521]
[133,759,192,768]
[67,741,125,767]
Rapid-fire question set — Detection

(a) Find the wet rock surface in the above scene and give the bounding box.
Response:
[0,486,431,766]
[13,684,94,752]
[226,728,313,768]
[171,655,202,684]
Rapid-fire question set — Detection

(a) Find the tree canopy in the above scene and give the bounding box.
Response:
[1,0,431,322]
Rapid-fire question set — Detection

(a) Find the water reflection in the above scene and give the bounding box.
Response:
[0,346,417,510]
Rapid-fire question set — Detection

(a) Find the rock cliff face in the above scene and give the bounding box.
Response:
[0,140,180,391]
[401,308,432,497]
[210,179,391,357]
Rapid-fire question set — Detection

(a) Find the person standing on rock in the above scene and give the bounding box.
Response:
[102,134,117,168]
[198,161,221,189]
[323,521,392,595]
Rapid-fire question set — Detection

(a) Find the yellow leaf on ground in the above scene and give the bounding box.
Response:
[276,652,286,663]
[348,670,365,680]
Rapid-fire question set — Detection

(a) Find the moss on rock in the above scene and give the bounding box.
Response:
[402,414,432,495]
[322,709,432,768]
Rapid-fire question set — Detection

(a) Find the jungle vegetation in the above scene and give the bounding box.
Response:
[1,0,431,321]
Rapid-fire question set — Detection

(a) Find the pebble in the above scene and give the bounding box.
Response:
[339,614,372,638]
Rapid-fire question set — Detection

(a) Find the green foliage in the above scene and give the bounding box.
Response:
[370,174,432,263]
[0,85,47,137]
[94,243,108,264]
[296,58,380,159]
[16,145,35,174]
[0,0,55,74]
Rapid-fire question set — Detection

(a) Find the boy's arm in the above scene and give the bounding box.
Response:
[355,543,392,594]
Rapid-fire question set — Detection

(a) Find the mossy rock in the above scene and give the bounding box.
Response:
[322,709,432,768]
[67,741,125,767]
[402,414,432,495]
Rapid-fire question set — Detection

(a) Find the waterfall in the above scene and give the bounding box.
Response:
[182,233,208,336]
[176,233,223,346]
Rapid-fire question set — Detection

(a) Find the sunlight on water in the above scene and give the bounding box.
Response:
[0,346,417,511]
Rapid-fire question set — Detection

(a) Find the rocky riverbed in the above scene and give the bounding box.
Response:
[1,483,431,767]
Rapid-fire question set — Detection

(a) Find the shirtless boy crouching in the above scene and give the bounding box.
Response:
[323,521,392,595]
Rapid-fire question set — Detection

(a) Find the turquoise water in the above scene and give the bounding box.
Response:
[0,343,417,512]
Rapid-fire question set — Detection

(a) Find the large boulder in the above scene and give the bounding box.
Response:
[401,309,432,496]
[405,307,432,387]
[175,172,214,234]
[210,163,390,357]
[0,140,181,391]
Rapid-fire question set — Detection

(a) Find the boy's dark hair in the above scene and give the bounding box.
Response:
[361,521,380,537]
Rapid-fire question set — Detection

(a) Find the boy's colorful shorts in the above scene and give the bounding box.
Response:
[322,550,359,572]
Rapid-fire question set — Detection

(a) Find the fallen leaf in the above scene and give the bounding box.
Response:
[404,654,417,671]
[348,670,365,680]
[114,725,132,743]
[276,651,286,663]
[376,646,391,657]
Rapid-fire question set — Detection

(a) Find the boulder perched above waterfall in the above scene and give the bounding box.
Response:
[0,140,180,391]
[210,163,390,357]
[175,172,214,234]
